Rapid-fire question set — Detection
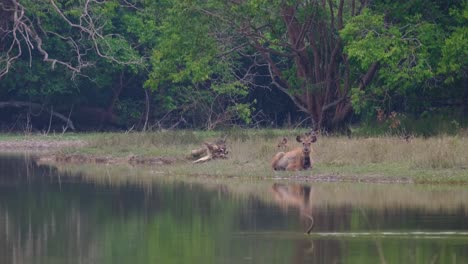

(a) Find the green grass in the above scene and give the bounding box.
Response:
[2,129,468,184]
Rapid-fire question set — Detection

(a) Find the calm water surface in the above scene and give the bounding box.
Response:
[0,154,467,264]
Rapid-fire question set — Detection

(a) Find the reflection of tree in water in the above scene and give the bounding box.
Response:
[0,154,48,185]
[1,156,467,264]
[270,182,468,264]
[0,155,238,264]
[0,155,103,263]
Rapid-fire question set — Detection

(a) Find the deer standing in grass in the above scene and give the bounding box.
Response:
[271,132,317,171]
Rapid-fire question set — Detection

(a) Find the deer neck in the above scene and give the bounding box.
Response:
[303,154,311,169]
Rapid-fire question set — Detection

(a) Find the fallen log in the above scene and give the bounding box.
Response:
[192,138,228,163]
[191,147,208,159]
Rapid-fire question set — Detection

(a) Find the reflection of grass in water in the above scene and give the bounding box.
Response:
[35,160,468,264]
[51,163,468,212]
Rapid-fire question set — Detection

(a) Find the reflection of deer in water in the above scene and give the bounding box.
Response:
[271,183,315,234]
[271,132,317,171]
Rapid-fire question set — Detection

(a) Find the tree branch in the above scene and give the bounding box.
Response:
[0,0,143,80]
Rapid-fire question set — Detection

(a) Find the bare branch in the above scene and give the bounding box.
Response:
[263,54,309,114]
[0,0,144,80]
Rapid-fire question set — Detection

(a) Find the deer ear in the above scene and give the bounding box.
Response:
[296,135,302,142]
[282,137,288,143]
[311,134,317,143]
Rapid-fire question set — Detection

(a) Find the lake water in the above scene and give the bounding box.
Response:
[0,154,467,264]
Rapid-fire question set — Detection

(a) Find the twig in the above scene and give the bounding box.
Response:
[46,105,53,135]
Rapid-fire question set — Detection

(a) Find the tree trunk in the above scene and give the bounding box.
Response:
[463,77,468,117]
[227,0,375,131]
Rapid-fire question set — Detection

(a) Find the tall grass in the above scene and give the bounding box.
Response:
[71,130,468,169]
[39,129,468,180]
[62,131,212,157]
[315,136,468,169]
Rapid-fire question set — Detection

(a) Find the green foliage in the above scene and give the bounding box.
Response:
[143,1,252,128]
[353,111,465,137]
[115,99,145,125]
[341,1,466,132]
[145,1,217,88]
[438,2,468,82]
[0,60,76,103]
[0,0,466,132]
[341,11,387,68]
[0,0,153,130]
[212,81,248,97]
[229,103,253,125]
[342,9,442,92]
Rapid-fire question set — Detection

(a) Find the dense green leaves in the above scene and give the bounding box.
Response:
[438,2,468,82]
[0,0,466,132]
[343,11,441,91]
[143,0,253,128]
[341,0,466,127]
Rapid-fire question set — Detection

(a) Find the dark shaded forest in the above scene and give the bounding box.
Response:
[0,0,466,135]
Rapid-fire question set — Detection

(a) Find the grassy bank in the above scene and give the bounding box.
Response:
[2,130,468,184]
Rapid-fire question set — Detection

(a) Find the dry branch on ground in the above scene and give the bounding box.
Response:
[191,138,228,163]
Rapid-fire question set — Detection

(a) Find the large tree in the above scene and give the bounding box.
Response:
[185,0,466,131]
[186,0,379,130]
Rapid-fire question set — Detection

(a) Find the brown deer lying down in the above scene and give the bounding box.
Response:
[271,132,317,171]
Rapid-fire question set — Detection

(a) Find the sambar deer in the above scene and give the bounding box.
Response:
[277,137,289,150]
[271,132,317,171]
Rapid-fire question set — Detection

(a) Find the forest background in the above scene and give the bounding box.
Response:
[0,0,466,136]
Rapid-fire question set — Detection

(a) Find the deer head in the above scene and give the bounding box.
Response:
[296,131,317,155]
[277,137,288,149]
